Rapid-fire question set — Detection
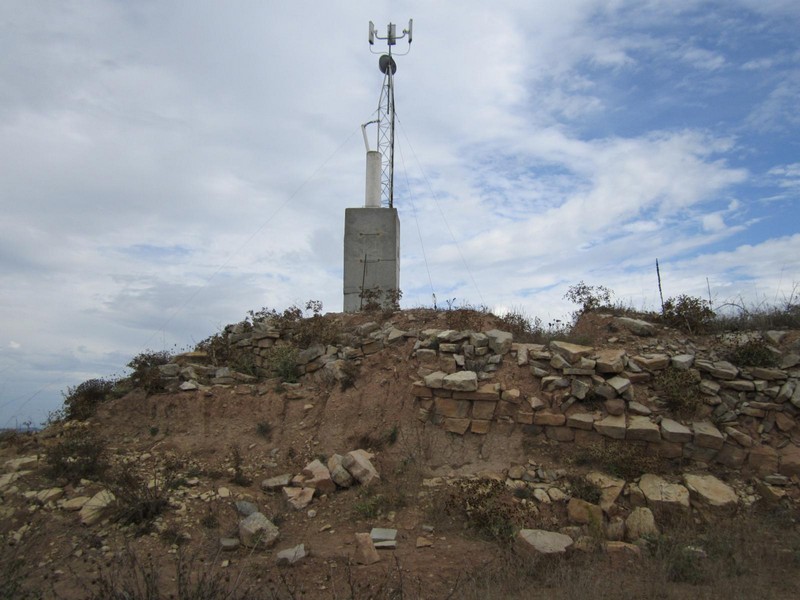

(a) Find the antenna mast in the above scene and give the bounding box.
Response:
[368,20,412,208]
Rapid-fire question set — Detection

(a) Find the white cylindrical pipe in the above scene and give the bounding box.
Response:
[365,150,381,208]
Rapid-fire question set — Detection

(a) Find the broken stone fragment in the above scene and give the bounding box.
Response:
[302,459,336,494]
[79,490,115,526]
[354,533,380,565]
[342,450,380,485]
[625,507,658,541]
[594,349,626,374]
[485,329,514,354]
[261,474,292,492]
[276,543,308,565]
[327,454,355,488]
[282,487,315,510]
[550,341,594,363]
[238,512,279,548]
[566,498,603,525]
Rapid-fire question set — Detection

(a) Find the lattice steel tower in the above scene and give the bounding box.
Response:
[368,20,412,208]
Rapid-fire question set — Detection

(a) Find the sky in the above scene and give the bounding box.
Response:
[1,0,799,427]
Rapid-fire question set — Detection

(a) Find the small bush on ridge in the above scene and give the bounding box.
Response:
[661,295,715,334]
[62,378,116,421]
[127,350,172,394]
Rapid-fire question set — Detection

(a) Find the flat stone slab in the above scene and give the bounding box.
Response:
[370,528,397,542]
[4,456,38,472]
[443,417,471,435]
[516,529,573,556]
[671,354,695,370]
[661,419,692,443]
[442,371,478,392]
[626,416,660,442]
[683,474,738,512]
[534,410,566,426]
[594,349,626,374]
[595,414,626,439]
[567,413,595,430]
[550,341,594,363]
[693,421,724,450]
[633,354,669,371]
[585,472,625,512]
[638,474,689,511]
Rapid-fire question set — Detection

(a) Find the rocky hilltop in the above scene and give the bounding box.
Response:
[1,307,799,599]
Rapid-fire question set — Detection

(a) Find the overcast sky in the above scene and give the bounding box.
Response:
[1,0,799,427]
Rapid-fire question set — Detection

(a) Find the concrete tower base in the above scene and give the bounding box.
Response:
[343,207,400,312]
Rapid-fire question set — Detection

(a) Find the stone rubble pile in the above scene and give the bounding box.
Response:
[440,464,746,562]
[155,319,415,391]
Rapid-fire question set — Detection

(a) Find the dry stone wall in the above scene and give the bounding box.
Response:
[155,312,799,483]
[411,318,800,481]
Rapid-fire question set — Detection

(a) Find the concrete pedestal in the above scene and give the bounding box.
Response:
[343,207,400,312]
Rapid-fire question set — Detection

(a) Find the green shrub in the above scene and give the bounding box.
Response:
[127,350,172,394]
[661,295,715,334]
[45,428,108,484]
[62,378,116,421]
[724,338,778,368]
[564,281,614,314]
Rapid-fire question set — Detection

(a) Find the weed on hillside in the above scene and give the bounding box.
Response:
[723,337,778,368]
[571,440,662,481]
[654,367,702,417]
[45,427,108,484]
[107,461,179,529]
[433,478,540,544]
